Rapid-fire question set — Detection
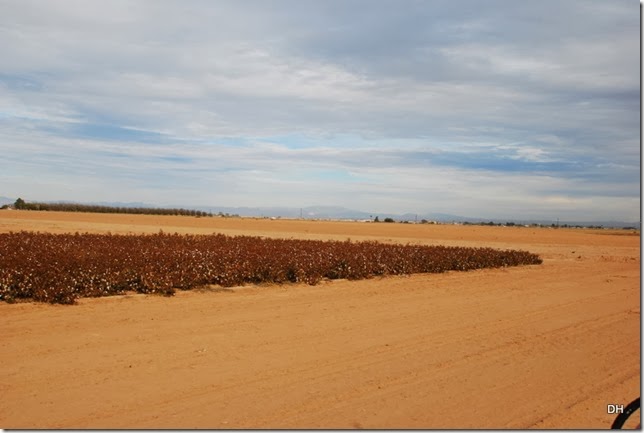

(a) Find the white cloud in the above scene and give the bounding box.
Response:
[0,0,639,221]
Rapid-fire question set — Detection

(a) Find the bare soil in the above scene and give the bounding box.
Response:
[0,210,640,429]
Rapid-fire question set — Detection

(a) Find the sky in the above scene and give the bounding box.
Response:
[0,0,640,221]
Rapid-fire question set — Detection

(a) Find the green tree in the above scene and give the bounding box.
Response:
[14,198,26,209]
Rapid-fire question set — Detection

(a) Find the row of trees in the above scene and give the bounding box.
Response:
[8,198,213,217]
[373,216,395,223]
[461,221,610,229]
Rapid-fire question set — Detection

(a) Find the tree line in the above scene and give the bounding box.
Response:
[6,198,213,217]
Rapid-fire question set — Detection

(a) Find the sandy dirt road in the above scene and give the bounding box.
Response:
[0,211,640,429]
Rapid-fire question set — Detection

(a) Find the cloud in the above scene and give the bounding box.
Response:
[0,0,639,221]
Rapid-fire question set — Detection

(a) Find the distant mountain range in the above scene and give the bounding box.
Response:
[0,196,639,229]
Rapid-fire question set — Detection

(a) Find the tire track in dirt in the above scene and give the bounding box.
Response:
[2,266,638,428]
[28,261,634,428]
[231,300,637,428]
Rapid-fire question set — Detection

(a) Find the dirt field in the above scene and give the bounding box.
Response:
[0,211,640,429]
